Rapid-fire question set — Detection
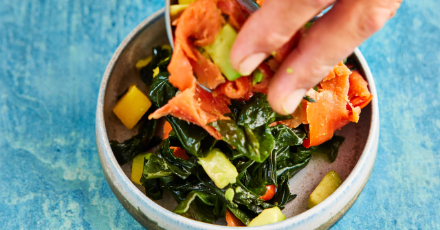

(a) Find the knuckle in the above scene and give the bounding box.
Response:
[357,0,397,35]
[359,13,384,35]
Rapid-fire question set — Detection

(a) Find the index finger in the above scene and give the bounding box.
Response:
[230,0,334,75]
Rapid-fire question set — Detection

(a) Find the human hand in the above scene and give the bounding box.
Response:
[230,0,402,115]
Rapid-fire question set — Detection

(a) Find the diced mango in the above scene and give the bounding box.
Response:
[153,67,160,78]
[307,170,342,208]
[198,148,238,189]
[113,85,151,129]
[178,0,195,4]
[131,153,152,185]
[135,56,152,69]
[170,4,189,21]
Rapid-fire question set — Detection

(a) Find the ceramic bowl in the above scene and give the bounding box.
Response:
[95,9,379,230]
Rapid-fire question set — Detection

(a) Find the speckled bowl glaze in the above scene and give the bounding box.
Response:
[96,9,379,230]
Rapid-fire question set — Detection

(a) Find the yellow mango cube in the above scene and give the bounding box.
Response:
[178,0,195,4]
[131,153,152,185]
[153,67,160,78]
[113,85,151,129]
[135,56,152,69]
[307,170,342,208]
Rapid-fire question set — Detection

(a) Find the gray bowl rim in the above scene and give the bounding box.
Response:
[96,8,379,229]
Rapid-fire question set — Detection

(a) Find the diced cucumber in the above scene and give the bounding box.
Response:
[248,207,286,226]
[198,148,238,189]
[307,170,342,208]
[204,24,241,81]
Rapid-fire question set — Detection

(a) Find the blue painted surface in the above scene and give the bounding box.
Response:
[0,0,438,229]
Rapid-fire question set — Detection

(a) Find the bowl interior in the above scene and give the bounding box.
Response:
[103,13,372,224]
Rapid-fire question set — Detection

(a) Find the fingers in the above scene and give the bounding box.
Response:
[230,0,334,76]
[267,0,400,115]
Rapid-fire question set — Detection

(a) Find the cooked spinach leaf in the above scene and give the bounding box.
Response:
[167,116,216,158]
[140,46,171,86]
[110,107,160,165]
[237,93,277,129]
[274,174,297,207]
[303,95,316,103]
[148,72,178,107]
[174,191,216,214]
[298,135,345,163]
[276,145,312,178]
[271,124,306,146]
[228,99,247,116]
[209,120,274,163]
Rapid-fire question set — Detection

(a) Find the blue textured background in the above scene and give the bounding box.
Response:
[0,0,439,229]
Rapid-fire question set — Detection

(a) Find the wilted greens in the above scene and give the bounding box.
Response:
[109,45,345,225]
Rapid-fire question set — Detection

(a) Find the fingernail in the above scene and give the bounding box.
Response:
[282,89,307,114]
[238,53,267,75]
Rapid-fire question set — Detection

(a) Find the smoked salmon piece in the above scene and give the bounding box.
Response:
[304,64,352,147]
[151,0,235,139]
[190,48,225,89]
[174,0,224,60]
[270,100,308,128]
[348,70,373,109]
[217,0,249,30]
[195,86,231,118]
[213,76,251,99]
[278,64,372,147]
[168,44,196,91]
[149,85,224,139]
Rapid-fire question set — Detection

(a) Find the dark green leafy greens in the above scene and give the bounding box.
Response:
[111,48,348,226]
[303,95,316,103]
[298,136,345,163]
[110,46,172,165]
[140,46,171,86]
[110,106,161,165]
[209,93,278,163]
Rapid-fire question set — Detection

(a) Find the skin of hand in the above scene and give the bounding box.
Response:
[230,0,402,115]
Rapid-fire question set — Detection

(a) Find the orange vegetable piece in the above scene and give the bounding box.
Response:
[171,147,190,160]
[163,121,173,139]
[259,185,276,201]
[226,209,245,227]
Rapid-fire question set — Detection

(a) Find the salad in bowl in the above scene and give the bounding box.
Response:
[106,0,373,227]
